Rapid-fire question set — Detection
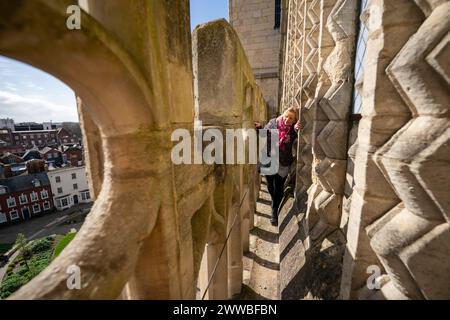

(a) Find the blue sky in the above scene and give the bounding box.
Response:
[0,0,228,123]
[190,0,228,30]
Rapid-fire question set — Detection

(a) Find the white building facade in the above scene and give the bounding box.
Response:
[47,166,92,211]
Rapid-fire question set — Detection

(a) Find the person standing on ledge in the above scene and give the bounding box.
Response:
[255,107,302,226]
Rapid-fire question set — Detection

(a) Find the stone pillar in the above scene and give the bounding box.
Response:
[295,0,314,213]
[241,177,253,253]
[342,0,422,299]
[368,0,450,300]
[77,98,103,200]
[306,0,357,244]
[226,166,243,298]
[0,0,195,299]
[343,0,450,299]
[204,193,230,300]
[197,178,231,300]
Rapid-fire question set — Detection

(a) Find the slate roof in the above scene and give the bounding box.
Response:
[22,149,41,160]
[0,172,50,193]
[39,147,60,155]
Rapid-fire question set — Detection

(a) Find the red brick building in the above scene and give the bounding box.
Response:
[0,172,54,225]
[0,145,25,155]
[62,145,84,167]
[7,129,59,149]
[0,129,13,146]
[57,128,79,145]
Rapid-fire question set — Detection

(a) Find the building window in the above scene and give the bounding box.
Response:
[71,173,77,180]
[57,187,63,194]
[7,197,16,208]
[352,0,370,114]
[43,201,51,211]
[30,192,39,202]
[73,183,78,190]
[47,154,52,160]
[33,204,41,214]
[81,191,91,201]
[57,198,69,208]
[41,190,49,199]
[55,176,61,183]
[9,210,19,220]
[0,212,7,224]
[274,0,281,29]
[19,194,28,205]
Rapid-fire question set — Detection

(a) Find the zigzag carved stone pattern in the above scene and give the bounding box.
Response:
[343,0,450,300]
[368,0,450,300]
[294,0,314,212]
[342,0,421,299]
[282,0,305,110]
[280,0,314,211]
[305,0,356,244]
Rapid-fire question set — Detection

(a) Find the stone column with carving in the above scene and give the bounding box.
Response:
[306,0,357,246]
[343,0,450,299]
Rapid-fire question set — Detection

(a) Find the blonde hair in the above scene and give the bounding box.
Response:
[283,107,298,122]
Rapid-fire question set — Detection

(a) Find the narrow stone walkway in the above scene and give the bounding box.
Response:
[241,179,279,300]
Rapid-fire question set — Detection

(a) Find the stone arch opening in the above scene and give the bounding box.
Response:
[0,54,95,299]
[0,1,193,299]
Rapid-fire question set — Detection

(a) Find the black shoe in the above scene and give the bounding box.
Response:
[270,218,278,226]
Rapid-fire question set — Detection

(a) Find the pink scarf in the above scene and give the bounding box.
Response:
[277,117,292,152]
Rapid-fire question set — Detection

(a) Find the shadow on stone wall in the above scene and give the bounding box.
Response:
[278,194,346,300]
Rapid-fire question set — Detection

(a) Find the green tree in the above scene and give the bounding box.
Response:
[14,233,34,277]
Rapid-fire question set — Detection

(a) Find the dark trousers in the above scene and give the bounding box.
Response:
[266,174,286,220]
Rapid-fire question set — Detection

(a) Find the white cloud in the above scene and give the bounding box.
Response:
[0,90,78,123]
[3,82,18,92]
[23,81,44,91]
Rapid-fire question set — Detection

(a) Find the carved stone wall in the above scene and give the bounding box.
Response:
[278,0,357,299]
[0,1,266,300]
[306,0,356,252]
[277,0,450,300]
[343,0,450,300]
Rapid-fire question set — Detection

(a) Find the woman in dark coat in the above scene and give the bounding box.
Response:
[256,107,301,226]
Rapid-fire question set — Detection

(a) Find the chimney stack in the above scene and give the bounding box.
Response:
[26,159,45,174]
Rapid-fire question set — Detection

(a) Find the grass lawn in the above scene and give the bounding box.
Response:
[53,232,76,259]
